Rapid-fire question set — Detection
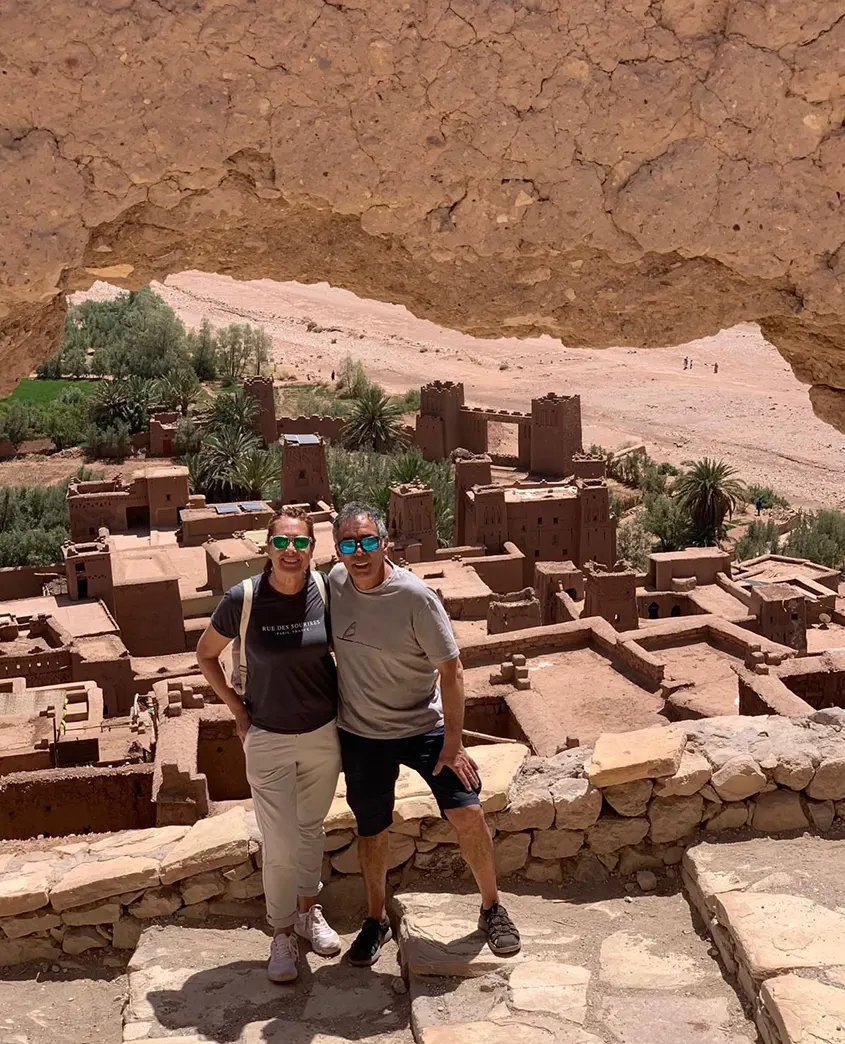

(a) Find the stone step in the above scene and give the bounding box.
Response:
[683,836,845,1044]
[391,888,757,1044]
[124,923,414,1044]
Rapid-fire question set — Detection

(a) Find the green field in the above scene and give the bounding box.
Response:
[1,378,101,406]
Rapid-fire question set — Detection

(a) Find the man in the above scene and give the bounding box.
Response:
[329,501,521,967]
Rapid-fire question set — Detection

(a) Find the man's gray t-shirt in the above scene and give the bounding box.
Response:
[329,563,459,739]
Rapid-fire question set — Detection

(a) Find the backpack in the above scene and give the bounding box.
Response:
[231,570,328,696]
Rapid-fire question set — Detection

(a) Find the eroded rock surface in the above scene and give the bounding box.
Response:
[2,1,845,422]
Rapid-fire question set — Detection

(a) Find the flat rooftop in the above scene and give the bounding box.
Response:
[409,559,494,600]
[504,485,577,503]
[113,552,180,585]
[0,597,118,639]
[179,502,272,523]
[464,646,665,753]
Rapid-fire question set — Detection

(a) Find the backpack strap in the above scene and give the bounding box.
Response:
[237,576,255,693]
[311,569,328,607]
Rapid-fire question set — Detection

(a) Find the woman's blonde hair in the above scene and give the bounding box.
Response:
[264,507,314,574]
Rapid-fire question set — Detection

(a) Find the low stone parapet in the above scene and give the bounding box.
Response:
[1,713,844,966]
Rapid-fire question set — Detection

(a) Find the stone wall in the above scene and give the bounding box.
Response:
[0,765,155,841]
[2,714,844,966]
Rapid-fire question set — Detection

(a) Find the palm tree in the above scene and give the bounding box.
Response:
[202,386,259,437]
[673,458,747,545]
[157,368,200,416]
[197,427,261,500]
[232,448,277,500]
[343,385,409,453]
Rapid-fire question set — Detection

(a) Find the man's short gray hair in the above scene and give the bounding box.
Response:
[332,501,388,541]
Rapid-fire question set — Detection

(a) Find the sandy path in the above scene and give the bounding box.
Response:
[76,272,845,510]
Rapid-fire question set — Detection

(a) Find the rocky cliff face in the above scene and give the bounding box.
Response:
[2,0,845,427]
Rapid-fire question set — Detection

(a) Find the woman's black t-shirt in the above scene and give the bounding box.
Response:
[210,573,338,734]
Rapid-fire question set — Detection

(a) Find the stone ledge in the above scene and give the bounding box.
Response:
[1,715,844,967]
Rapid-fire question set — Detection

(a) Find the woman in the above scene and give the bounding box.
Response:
[197,507,341,984]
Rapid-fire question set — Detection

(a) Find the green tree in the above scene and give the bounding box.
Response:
[616,515,653,570]
[673,458,747,545]
[735,520,781,562]
[158,368,201,416]
[215,324,251,381]
[42,399,89,450]
[232,447,277,499]
[0,402,38,447]
[88,343,113,377]
[174,417,202,456]
[335,354,370,398]
[202,385,259,436]
[61,344,88,378]
[188,318,218,380]
[784,510,845,568]
[343,385,408,453]
[194,427,262,499]
[83,420,132,459]
[36,352,63,380]
[642,494,692,552]
[243,325,272,375]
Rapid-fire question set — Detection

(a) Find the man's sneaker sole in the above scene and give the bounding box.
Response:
[295,925,341,956]
[348,924,393,966]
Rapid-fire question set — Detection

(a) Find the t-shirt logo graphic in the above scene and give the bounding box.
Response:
[341,621,357,640]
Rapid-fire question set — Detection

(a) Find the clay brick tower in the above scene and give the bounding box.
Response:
[530,393,583,476]
[578,478,617,567]
[583,561,638,631]
[453,453,492,546]
[750,584,808,653]
[243,376,277,446]
[388,481,438,561]
[281,434,330,507]
[416,381,465,460]
[465,486,507,552]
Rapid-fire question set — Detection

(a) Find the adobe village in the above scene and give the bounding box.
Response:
[3,2,845,1044]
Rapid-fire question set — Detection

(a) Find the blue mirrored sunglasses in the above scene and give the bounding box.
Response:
[337,535,381,554]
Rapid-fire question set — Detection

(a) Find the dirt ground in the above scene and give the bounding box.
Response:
[71,271,845,511]
[0,449,181,489]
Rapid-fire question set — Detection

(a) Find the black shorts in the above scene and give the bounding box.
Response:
[339,726,482,837]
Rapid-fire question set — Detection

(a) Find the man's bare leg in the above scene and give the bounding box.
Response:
[446,804,521,955]
[445,805,498,908]
[358,830,390,920]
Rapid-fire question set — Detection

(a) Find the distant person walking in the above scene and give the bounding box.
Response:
[689,358,694,370]
[714,363,719,374]
[197,507,341,984]
[683,356,688,370]
[755,496,763,516]
[331,369,336,382]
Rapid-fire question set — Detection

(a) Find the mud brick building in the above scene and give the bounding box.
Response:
[67,467,190,542]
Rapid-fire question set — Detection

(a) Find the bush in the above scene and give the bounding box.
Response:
[327,445,454,546]
[784,510,845,569]
[174,417,202,456]
[735,520,781,562]
[0,402,39,447]
[84,421,131,459]
[616,515,653,571]
[746,483,790,510]
[41,399,89,451]
[641,494,693,552]
[0,468,104,566]
[36,353,63,380]
[335,355,370,398]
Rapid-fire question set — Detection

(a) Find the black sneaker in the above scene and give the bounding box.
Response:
[348,916,393,966]
[478,902,521,956]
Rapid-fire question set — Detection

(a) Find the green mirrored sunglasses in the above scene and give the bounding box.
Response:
[271,535,312,551]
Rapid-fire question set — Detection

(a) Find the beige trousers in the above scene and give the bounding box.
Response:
[244,718,341,929]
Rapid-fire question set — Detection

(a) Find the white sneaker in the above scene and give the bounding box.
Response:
[268,932,299,982]
[295,904,341,956]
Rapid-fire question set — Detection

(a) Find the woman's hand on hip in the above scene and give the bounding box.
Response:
[232,703,252,744]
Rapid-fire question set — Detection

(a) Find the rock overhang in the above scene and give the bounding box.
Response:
[2,0,845,428]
